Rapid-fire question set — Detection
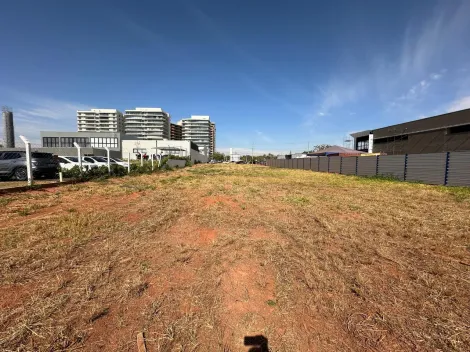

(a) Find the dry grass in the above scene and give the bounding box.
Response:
[0,164,469,351]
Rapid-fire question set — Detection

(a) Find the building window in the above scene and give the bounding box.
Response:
[43,137,59,147]
[449,124,470,134]
[60,137,90,147]
[357,140,369,150]
[90,137,118,148]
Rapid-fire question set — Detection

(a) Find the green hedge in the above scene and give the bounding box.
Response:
[61,157,192,182]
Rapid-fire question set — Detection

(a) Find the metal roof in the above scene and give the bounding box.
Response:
[350,108,470,139]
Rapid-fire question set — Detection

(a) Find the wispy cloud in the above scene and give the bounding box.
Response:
[256,131,273,143]
[217,147,283,156]
[447,96,470,113]
[0,89,91,144]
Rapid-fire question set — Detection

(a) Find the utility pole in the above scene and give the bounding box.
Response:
[307,141,310,153]
[251,143,254,164]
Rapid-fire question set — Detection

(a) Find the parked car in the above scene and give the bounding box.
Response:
[82,156,112,167]
[0,151,59,180]
[58,156,96,171]
[102,157,129,168]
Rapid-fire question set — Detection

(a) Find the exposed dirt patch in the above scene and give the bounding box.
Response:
[249,227,286,245]
[0,284,35,309]
[199,228,217,244]
[123,213,143,223]
[220,257,276,347]
[204,195,240,210]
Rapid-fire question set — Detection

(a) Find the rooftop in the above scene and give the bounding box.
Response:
[351,108,470,139]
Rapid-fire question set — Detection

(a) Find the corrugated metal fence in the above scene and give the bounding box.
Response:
[266,152,470,187]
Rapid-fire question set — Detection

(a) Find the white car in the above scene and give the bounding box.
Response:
[102,157,129,168]
[82,156,110,167]
[58,156,96,171]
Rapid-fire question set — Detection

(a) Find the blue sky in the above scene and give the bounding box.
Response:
[1,0,470,154]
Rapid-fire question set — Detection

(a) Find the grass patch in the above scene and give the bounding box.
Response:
[283,195,310,205]
[0,164,469,352]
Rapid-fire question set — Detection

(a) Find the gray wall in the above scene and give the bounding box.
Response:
[167,160,186,168]
[267,151,470,187]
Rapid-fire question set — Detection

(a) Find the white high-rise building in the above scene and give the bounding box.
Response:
[181,115,214,156]
[124,107,170,140]
[77,109,124,132]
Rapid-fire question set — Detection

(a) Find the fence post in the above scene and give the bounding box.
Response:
[104,147,111,174]
[327,157,330,173]
[339,157,343,174]
[355,157,358,175]
[19,135,33,186]
[444,152,450,186]
[404,154,408,181]
[73,142,82,172]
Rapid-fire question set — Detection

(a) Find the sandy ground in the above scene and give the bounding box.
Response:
[0,164,469,351]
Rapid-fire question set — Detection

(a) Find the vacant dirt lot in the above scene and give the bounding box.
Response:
[1,164,469,351]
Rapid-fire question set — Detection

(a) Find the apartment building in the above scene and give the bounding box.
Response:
[181,115,213,156]
[124,107,170,140]
[77,109,124,132]
[171,121,183,140]
[210,122,216,155]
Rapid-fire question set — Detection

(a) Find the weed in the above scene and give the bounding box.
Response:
[16,208,31,216]
[0,197,12,207]
[283,195,310,205]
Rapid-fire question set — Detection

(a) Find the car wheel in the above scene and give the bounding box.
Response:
[14,167,28,181]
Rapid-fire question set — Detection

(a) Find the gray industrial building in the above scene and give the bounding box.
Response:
[351,108,470,155]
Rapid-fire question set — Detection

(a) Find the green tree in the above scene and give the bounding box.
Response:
[212,152,226,161]
[306,144,332,153]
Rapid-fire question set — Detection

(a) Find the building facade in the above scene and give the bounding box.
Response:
[351,108,470,155]
[124,107,170,140]
[41,131,126,150]
[121,139,208,163]
[77,109,124,132]
[181,115,213,156]
[210,122,216,155]
[170,122,183,140]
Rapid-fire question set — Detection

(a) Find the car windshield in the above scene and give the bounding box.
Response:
[32,152,53,159]
[93,157,108,162]
[65,157,78,162]
[102,157,117,163]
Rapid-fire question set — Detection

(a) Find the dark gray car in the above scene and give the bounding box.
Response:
[0,151,59,180]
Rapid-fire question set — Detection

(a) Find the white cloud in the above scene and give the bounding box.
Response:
[447,96,470,112]
[399,1,470,77]
[0,90,91,145]
[256,131,273,143]
[217,147,283,156]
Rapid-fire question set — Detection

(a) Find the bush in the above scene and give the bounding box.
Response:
[110,164,127,177]
[130,163,156,175]
[61,165,82,180]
